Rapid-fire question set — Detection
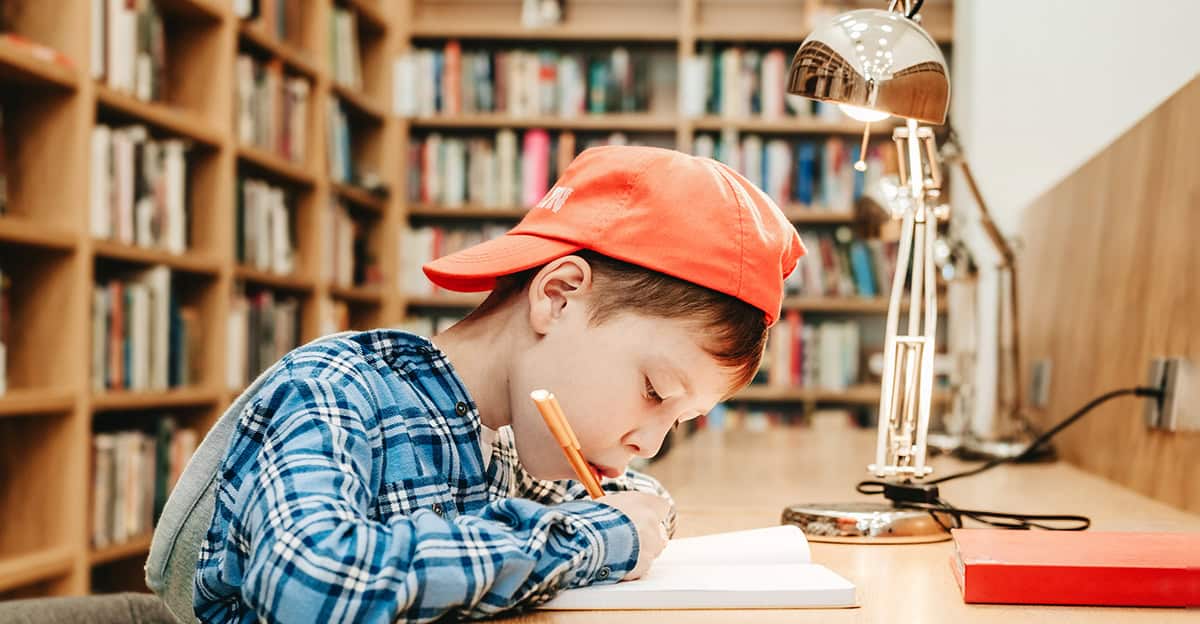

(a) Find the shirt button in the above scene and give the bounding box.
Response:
[455,402,468,416]
[598,567,611,580]
[432,503,444,516]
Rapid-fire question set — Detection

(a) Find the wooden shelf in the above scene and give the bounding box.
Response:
[235,266,316,292]
[404,293,487,308]
[89,534,154,566]
[731,384,951,405]
[238,23,320,79]
[332,83,387,124]
[410,24,678,42]
[334,183,388,213]
[0,547,75,593]
[91,384,223,410]
[410,113,678,132]
[0,388,76,418]
[93,240,221,276]
[782,297,950,314]
[330,284,384,305]
[0,36,78,91]
[695,28,817,43]
[692,116,877,135]
[92,387,222,412]
[407,204,529,220]
[0,217,78,251]
[237,144,318,187]
[154,0,228,21]
[95,85,223,148]
[342,0,388,34]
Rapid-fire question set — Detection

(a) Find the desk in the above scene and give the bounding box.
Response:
[514,417,1200,623]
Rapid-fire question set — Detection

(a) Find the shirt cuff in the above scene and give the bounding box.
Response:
[556,500,639,585]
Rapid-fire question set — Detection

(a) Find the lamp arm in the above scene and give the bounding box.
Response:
[948,155,1027,425]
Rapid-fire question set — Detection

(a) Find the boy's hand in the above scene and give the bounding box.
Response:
[597,491,671,580]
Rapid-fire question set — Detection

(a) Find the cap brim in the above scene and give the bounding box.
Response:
[422,233,583,292]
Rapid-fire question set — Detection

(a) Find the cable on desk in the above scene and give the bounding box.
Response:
[855,385,1163,531]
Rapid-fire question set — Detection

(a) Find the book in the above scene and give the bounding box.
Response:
[538,525,856,610]
[951,528,1200,607]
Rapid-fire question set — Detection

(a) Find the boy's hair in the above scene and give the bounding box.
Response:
[467,250,767,397]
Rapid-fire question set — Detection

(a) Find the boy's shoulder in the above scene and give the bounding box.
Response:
[280,329,439,378]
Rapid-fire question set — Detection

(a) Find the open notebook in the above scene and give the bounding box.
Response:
[539,525,856,610]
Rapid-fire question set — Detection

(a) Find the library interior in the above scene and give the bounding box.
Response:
[0,0,1196,622]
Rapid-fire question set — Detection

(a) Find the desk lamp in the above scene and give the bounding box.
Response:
[781,0,955,543]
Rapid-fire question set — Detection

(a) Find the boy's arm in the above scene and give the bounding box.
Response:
[514,463,679,538]
[216,373,638,624]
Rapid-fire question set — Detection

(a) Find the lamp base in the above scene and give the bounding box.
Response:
[781,501,953,544]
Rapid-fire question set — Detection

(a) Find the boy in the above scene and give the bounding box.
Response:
[193,146,805,622]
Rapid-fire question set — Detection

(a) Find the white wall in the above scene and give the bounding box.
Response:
[951,0,1200,234]
[948,0,1200,438]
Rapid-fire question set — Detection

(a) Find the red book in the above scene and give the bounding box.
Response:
[951,528,1200,607]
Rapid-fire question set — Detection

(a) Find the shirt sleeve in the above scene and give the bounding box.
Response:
[230,372,639,624]
[513,462,679,538]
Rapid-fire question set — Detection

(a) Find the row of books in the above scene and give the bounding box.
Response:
[90,124,190,252]
[236,177,296,276]
[92,0,166,101]
[235,0,302,46]
[681,45,848,120]
[227,288,300,388]
[402,224,512,296]
[690,403,821,433]
[92,267,200,392]
[758,313,863,391]
[408,129,671,209]
[327,200,382,288]
[694,133,886,212]
[236,54,310,164]
[329,6,364,90]
[91,418,198,548]
[787,231,901,299]
[326,99,355,184]
[394,44,677,118]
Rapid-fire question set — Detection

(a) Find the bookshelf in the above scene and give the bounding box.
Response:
[0,0,951,599]
[0,0,404,598]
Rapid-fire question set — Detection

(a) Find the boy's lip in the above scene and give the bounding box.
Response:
[589,462,623,479]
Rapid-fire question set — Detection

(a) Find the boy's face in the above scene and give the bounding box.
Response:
[508,258,736,481]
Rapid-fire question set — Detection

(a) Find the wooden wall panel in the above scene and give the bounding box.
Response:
[1019,76,1200,513]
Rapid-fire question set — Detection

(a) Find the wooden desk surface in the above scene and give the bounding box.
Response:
[512,417,1200,623]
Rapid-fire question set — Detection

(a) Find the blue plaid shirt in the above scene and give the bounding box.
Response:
[194,330,676,623]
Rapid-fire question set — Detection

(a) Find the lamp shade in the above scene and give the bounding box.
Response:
[787,9,949,124]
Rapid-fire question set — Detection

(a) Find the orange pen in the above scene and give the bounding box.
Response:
[530,389,605,498]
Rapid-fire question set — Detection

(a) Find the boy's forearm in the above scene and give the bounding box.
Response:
[518,467,679,538]
[236,496,637,623]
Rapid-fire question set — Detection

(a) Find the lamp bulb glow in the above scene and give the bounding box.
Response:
[838,104,890,122]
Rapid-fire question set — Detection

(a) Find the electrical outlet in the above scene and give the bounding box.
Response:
[1144,358,1197,432]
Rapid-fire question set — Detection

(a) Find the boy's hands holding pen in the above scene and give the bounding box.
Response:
[598,491,672,580]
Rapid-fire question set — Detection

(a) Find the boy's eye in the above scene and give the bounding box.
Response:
[644,378,663,402]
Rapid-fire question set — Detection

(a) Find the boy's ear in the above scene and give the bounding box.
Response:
[527,255,593,335]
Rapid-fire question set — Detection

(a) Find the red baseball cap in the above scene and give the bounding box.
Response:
[422,145,806,325]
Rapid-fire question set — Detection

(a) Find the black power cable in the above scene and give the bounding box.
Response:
[856,385,1164,531]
